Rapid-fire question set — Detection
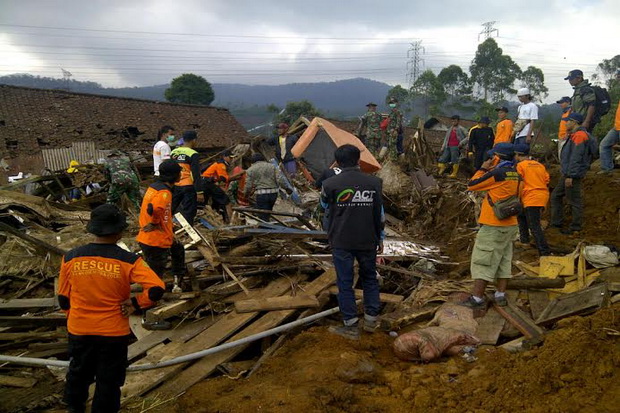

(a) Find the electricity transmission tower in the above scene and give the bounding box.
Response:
[406,40,425,91]
[61,68,72,91]
[478,21,499,42]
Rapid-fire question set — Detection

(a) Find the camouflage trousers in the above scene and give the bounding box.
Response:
[107,181,141,210]
[387,130,399,161]
[366,133,382,156]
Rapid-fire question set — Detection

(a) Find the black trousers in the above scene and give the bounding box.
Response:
[203,180,230,221]
[65,334,129,413]
[517,206,550,256]
[253,193,278,221]
[172,185,197,224]
[139,241,186,279]
[473,146,491,170]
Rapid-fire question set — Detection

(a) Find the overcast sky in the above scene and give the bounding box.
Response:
[1,0,618,103]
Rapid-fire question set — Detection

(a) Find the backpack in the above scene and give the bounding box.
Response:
[585,133,599,160]
[587,86,611,121]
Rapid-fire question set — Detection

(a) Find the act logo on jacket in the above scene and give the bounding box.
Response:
[336,188,376,204]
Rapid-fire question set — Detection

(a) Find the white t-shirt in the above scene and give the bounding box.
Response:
[516,102,538,138]
[153,140,171,175]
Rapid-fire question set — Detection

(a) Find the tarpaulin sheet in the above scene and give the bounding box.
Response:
[291,117,381,179]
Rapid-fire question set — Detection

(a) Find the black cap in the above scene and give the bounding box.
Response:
[479,116,491,124]
[556,96,572,104]
[564,69,584,80]
[450,115,460,120]
[366,102,377,107]
[182,130,197,142]
[158,159,182,183]
[86,204,128,236]
[495,106,509,113]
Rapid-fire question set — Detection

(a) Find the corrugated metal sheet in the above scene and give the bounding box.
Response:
[41,141,107,172]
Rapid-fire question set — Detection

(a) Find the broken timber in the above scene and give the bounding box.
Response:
[234,294,320,313]
[536,283,608,325]
[326,286,404,304]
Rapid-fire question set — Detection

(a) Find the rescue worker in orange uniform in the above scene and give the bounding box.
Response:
[461,143,519,309]
[513,144,551,256]
[58,204,165,413]
[170,130,203,223]
[201,150,236,223]
[137,159,186,285]
[494,106,513,146]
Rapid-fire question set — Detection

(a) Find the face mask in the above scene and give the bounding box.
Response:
[389,103,396,108]
[166,135,176,142]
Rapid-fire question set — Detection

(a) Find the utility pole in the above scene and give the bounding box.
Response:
[406,40,425,91]
[478,21,499,42]
[61,68,72,91]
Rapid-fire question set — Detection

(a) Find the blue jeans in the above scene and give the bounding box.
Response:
[332,248,380,322]
[600,128,619,171]
[396,132,404,155]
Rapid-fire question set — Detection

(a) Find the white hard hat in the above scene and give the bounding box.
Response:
[517,87,530,97]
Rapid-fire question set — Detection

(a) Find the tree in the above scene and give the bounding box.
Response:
[594,54,620,88]
[411,70,446,115]
[437,65,471,97]
[520,66,549,101]
[469,39,521,102]
[275,100,322,125]
[385,85,409,105]
[165,73,215,105]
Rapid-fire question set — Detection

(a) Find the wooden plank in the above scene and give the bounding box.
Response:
[326,286,404,304]
[0,315,66,327]
[475,307,506,345]
[234,295,319,313]
[121,276,299,405]
[539,262,563,279]
[577,245,587,290]
[0,331,66,341]
[608,281,620,292]
[144,296,205,323]
[0,222,67,256]
[528,291,550,320]
[222,264,251,295]
[151,269,336,399]
[539,255,575,276]
[492,300,544,339]
[0,298,56,310]
[500,337,526,353]
[376,263,433,280]
[536,283,608,325]
[0,374,38,388]
[514,260,539,277]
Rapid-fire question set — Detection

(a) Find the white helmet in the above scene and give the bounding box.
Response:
[517,87,531,97]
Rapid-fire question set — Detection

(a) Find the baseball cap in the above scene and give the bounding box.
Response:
[479,116,491,125]
[564,69,583,80]
[487,142,515,159]
[513,143,530,155]
[495,106,509,113]
[366,102,377,107]
[566,112,584,123]
[556,96,572,104]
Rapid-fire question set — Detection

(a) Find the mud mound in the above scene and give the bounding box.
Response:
[376,160,410,199]
[167,304,619,413]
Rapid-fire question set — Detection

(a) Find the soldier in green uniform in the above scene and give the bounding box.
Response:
[104,150,141,210]
[356,102,382,156]
[386,97,404,161]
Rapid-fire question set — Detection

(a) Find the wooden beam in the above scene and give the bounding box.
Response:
[0,298,56,310]
[0,374,38,388]
[376,263,434,280]
[507,277,565,290]
[222,264,250,295]
[0,330,66,341]
[0,222,67,256]
[144,296,205,323]
[234,295,319,313]
[536,283,608,325]
[379,305,438,331]
[150,269,336,399]
[326,286,404,304]
[492,300,544,340]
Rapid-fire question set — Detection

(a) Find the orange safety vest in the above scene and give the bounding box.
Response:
[494,119,513,145]
[136,181,174,248]
[516,160,550,208]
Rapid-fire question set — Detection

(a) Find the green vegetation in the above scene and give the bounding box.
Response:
[164,73,214,105]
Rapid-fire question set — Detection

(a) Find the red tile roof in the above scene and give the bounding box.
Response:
[0,85,249,160]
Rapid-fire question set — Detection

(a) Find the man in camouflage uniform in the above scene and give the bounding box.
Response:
[356,102,382,156]
[386,97,404,161]
[105,150,141,210]
[566,69,597,133]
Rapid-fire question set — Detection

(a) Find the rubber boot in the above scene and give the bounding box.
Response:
[448,164,460,178]
[437,163,447,175]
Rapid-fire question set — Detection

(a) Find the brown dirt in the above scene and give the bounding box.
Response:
[148,304,620,413]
